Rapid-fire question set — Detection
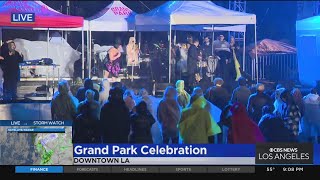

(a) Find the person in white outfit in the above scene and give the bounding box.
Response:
[273,87,286,117]
[137,88,163,144]
[300,88,320,143]
[177,43,188,79]
[99,78,110,107]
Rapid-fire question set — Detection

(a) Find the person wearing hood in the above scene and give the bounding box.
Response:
[76,78,99,102]
[123,89,136,113]
[93,82,101,92]
[100,87,130,143]
[192,87,222,124]
[258,105,296,142]
[99,78,110,106]
[273,87,286,117]
[73,89,101,143]
[221,102,265,144]
[300,88,320,142]
[137,88,158,119]
[137,88,163,144]
[157,86,181,144]
[175,80,190,109]
[128,101,156,143]
[292,88,304,116]
[77,89,100,121]
[179,88,221,144]
[51,79,78,121]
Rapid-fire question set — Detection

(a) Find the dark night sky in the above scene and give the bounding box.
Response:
[39,1,297,46]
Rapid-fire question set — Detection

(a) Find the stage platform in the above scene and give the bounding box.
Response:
[14,75,156,101]
[19,75,144,82]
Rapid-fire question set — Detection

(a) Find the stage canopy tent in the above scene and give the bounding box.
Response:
[87,0,136,31]
[135,1,256,31]
[86,0,137,78]
[296,16,320,86]
[135,1,257,83]
[0,0,86,78]
[0,0,83,28]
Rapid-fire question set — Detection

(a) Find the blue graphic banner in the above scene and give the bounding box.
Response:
[314,144,320,165]
[11,13,35,23]
[0,120,72,126]
[73,144,255,157]
[7,128,65,133]
[15,166,63,173]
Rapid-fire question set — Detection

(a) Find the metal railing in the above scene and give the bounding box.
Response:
[244,53,298,82]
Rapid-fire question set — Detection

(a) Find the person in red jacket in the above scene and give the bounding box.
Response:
[221,102,265,144]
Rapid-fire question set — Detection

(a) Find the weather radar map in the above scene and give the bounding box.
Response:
[0,120,73,165]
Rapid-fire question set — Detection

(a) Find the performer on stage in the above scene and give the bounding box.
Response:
[152,40,168,82]
[213,34,236,92]
[230,36,242,81]
[0,40,24,100]
[203,36,212,60]
[115,38,125,68]
[126,37,139,66]
[105,43,121,80]
[187,38,199,90]
[179,43,188,75]
[126,37,139,76]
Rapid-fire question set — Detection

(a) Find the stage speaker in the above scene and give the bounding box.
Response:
[154,83,172,97]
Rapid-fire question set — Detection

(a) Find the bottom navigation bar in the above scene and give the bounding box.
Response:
[14,166,255,173]
[0,166,318,174]
[65,166,255,173]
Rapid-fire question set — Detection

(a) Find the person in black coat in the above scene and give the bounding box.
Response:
[0,41,23,100]
[187,39,200,90]
[247,83,273,124]
[128,101,155,144]
[205,77,230,111]
[258,105,296,142]
[75,78,99,102]
[73,101,101,143]
[100,87,130,143]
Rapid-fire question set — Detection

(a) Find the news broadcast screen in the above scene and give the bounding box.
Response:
[1,0,320,177]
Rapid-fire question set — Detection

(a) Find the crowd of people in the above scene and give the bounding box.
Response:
[50,76,320,144]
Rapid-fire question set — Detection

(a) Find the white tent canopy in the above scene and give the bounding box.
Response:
[135,1,256,31]
[86,1,137,78]
[87,1,136,32]
[135,1,258,83]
